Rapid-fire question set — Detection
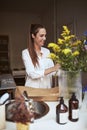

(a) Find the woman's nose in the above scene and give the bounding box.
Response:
[43,36,46,40]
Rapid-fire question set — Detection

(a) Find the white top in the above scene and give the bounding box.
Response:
[22,47,54,88]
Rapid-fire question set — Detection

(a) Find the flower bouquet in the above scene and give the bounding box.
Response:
[48,25,87,72]
[47,26,87,106]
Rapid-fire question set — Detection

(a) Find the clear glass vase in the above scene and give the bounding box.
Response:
[58,70,82,107]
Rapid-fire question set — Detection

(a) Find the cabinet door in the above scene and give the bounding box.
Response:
[0,35,10,74]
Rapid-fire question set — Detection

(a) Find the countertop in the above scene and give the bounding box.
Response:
[5,101,87,130]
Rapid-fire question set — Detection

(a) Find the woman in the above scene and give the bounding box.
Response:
[22,24,60,88]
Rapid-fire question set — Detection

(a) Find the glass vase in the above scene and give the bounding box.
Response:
[58,70,82,107]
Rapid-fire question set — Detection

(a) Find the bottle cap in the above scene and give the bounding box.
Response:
[60,97,64,104]
[71,92,76,99]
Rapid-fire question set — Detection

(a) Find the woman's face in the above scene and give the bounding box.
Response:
[32,28,46,48]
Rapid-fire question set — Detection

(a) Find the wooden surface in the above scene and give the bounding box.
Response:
[15,86,59,101]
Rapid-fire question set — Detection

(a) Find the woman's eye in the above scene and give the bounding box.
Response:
[40,35,46,38]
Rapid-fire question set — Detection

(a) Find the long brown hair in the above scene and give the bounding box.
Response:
[28,24,45,67]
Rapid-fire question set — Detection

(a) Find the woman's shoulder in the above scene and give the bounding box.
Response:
[22,48,28,54]
[41,47,50,53]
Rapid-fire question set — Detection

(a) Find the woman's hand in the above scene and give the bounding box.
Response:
[54,64,61,71]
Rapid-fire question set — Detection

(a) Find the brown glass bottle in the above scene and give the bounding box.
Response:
[56,97,68,124]
[69,93,79,122]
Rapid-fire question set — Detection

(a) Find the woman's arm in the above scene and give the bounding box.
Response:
[44,64,60,75]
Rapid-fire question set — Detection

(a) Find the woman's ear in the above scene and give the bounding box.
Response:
[32,34,35,38]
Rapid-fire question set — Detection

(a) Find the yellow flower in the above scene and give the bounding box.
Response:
[64,36,71,41]
[48,53,59,64]
[48,53,56,59]
[48,43,60,53]
[62,25,70,35]
[62,48,72,55]
[63,26,67,30]
[72,40,81,47]
[58,38,64,44]
[72,51,80,56]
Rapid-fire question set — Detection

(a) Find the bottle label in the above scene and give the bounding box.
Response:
[72,109,79,119]
[59,112,68,123]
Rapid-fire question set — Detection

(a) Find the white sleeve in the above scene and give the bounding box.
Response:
[22,50,45,79]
